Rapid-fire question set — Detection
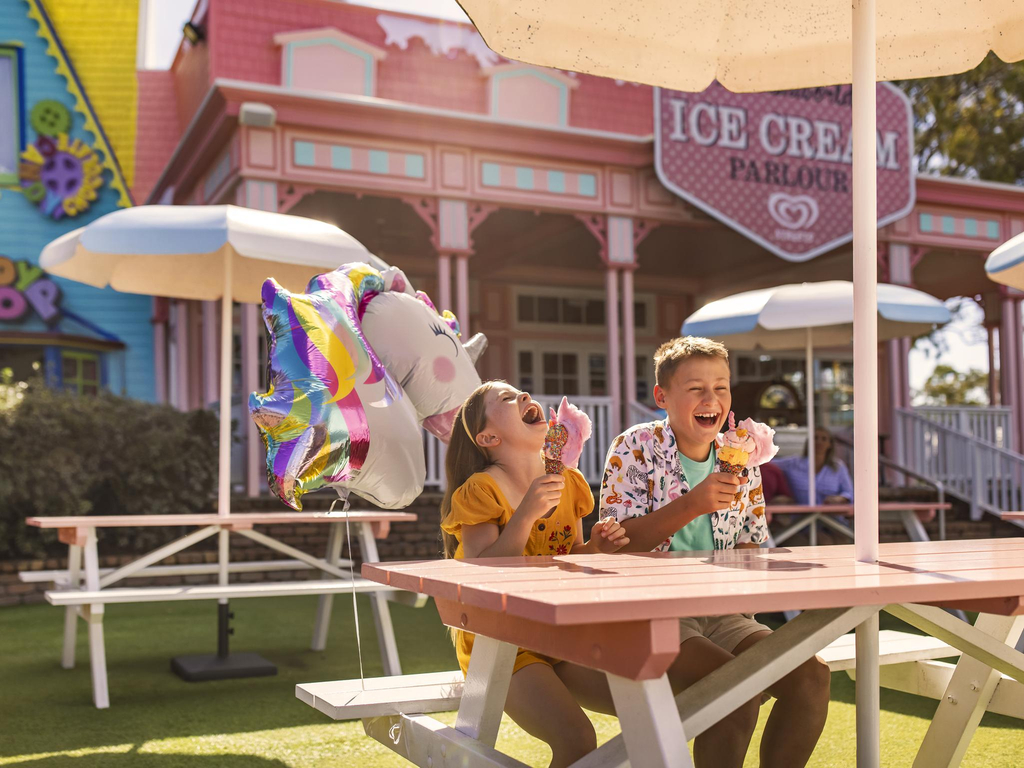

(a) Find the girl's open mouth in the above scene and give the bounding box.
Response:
[694,411,720,428]
[522,402,545,425]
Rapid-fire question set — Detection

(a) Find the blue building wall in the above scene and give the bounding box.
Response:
[0,0,155,401]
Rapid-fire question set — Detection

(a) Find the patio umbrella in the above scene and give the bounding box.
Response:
[682,280,950,505]
[986,230,1024,290]
[40,204,386,518]
[456,0,1021,568]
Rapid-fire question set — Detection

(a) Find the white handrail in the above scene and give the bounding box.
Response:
[913,406,1014,450]
[896,408,1024,528]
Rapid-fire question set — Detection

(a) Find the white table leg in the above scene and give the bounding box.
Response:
[899,509,929,542]
[455,635,517,747]
[772,514,815,545]
[809,514,818,546]
[913,614,1024,768]
[61,544,82,669]
[607,673,692,768]
[856,612,880,768]
[357,522,402,676]
[311,522,343,651]
[82,528,109,709]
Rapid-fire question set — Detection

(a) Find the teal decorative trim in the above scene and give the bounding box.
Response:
[547,170,565,194]
[964,218,977,237]
[481,162,501,187]
[941,215,955,235]
[515,167,534,190]
[404,153,424,179]
[330,145,352,170]
[987,220,1000,239]
[368,150,388,174]
[578,174,596,197]
[294,140,315,166]
[919,213,933,232]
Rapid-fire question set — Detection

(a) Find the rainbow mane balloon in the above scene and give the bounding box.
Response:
[250,263,486,510]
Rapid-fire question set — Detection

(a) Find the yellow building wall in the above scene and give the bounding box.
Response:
[42,0,139,187]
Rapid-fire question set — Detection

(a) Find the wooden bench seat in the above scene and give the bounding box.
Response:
[818,629,960,671]
[298,670,465,720]
[20,559,318,584]
[46,578,404,606]
[297,630,962,723]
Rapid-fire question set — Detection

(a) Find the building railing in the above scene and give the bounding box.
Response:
[913,405,1014,451]
[628,400,659,427]
[896,407,1024,527]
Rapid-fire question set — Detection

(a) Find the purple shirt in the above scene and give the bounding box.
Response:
[774,456,854,506]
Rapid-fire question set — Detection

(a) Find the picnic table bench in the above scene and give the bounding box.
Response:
[299,540,1024,768]
[768,501,952,546]
[23,511,425,709]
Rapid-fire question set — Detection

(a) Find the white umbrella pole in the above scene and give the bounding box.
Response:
[806,328,816,508]
[218,255,234,518]
[852,1,880,766]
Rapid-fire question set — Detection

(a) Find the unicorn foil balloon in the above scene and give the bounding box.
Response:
[250,263,486,511]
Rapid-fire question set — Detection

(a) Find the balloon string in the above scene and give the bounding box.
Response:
[330,493,365,691]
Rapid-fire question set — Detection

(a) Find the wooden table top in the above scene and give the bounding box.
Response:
[363,539,1024,625]
[26,511,417,528]
[768,502,951,515]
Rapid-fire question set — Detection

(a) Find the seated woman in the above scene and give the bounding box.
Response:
[775,427,853,506]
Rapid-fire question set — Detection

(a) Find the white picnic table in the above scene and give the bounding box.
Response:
[328,540,1024,768]
[24,510,421,708]
[768,502,951,546]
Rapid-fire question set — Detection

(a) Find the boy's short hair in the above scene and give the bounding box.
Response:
[654,336,729,388]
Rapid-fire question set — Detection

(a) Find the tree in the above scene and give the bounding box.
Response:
[917,364,989,406]
[895,54,1024,183]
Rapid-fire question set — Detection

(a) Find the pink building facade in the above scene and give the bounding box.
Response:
[136,0,1024,493]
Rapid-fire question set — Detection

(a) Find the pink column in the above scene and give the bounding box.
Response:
[202,300,219,407]
[622,268,637,412]
[242,303,261,497]
[886,242,913,469]
[153,312,167,405]
[456,254,470,337]
[606,267,622,436]
[174,300,190,411]
[1014,300,1024,451]
[438,254,452,313]
[987,325,999,406]
[1001,298,1020,451]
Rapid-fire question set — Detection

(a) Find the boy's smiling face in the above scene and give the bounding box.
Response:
[654,356,732,458]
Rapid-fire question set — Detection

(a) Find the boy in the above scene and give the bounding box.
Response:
[600,337,830,768]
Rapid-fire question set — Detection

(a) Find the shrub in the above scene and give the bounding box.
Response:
[0,377,218,559]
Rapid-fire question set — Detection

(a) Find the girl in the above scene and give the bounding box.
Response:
[440,381,629,768]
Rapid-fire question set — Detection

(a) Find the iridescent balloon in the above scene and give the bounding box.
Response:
[249,264,423,510]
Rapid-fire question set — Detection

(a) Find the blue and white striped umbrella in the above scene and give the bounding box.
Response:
[682,281,950,352]
[986,231,1024,291]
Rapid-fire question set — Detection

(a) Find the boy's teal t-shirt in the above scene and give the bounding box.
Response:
[669,447,716,552]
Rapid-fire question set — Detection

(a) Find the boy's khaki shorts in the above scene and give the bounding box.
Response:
[678,613,771,653]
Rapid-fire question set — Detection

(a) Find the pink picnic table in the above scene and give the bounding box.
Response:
[767,502,952,546]
[1003,512,1024,521]
[360,539,1024,768]
[24,511,417,708]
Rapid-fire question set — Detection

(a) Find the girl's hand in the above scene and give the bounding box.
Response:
[516,474,565,520]
[590,516,630,553]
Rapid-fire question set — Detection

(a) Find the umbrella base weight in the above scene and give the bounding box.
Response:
[171,652,277,681]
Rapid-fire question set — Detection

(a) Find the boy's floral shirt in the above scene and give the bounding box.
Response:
[599,419,769,551]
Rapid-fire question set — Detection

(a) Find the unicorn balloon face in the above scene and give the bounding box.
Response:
[249,263,485,511]
[360,273,486,442]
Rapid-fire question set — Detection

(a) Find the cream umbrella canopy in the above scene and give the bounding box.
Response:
[456,3,1023,762]
[456,0,1022,566]
[40,205,386,518]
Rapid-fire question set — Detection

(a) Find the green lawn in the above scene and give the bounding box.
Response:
[1,597,1020,767]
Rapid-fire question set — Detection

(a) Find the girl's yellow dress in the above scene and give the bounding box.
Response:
[440,468,594,675]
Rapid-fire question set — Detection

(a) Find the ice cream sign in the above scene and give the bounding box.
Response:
[0,256,62,325]
[654,82,915,262]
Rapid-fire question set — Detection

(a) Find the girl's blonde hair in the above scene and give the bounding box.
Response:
[439,381,503,559]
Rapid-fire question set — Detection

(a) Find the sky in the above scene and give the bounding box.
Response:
[145,0,994,397]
